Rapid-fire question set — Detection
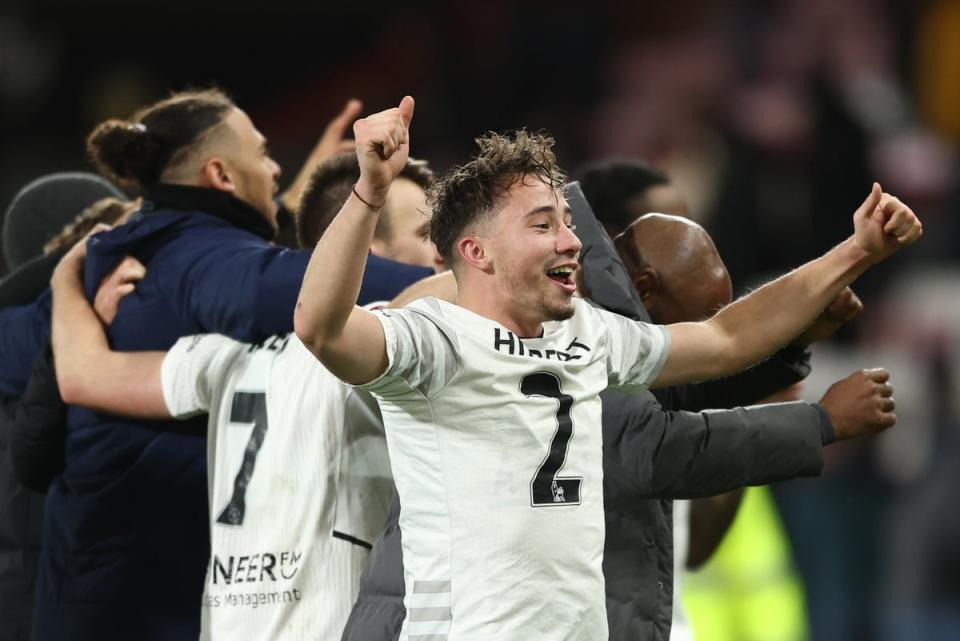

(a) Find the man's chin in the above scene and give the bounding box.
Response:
[545,301,576,322]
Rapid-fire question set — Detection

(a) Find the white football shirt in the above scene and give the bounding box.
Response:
[361,297,670,641]
[161,333,393,641]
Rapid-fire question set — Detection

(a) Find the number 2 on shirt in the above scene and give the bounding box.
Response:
[521,372,582,506]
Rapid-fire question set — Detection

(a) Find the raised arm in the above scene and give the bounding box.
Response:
[51,238,169,419]
[654,184,921,387]
[294,96,415,384]
[279,98,362,212]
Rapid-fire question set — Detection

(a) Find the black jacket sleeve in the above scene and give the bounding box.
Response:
[601,389,828,501]
[10,342,67,493]
[652,344,811,412]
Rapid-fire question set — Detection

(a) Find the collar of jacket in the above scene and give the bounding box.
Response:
[140,183,275,241]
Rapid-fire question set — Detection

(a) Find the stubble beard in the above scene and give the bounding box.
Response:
[502,267,576,328]
[533,276,576,323]
[541,294,576,322]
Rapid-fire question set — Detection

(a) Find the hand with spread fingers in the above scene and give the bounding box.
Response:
[819,368,897,440]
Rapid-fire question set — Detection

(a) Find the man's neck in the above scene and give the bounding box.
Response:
[457,281,544,338]
[141,183,275,241]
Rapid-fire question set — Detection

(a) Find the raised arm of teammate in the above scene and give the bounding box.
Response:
[294,96,415,385]
[652,184,922,388]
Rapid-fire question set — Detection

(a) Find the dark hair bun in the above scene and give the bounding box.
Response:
[86,120,162,185]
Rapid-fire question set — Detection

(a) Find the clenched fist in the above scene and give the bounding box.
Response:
[819,368,897,440]
[793,287,863,347]
[353,95,415,206]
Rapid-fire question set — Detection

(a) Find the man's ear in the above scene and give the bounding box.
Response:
[458,236,492,273]
[201,158,237,194]
[631,267,659,302]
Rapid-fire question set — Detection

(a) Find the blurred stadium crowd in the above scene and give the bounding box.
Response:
[1,1,958,641]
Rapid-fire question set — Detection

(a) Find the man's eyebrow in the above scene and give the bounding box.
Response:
[525,205,565,217]
[415,219,431,240]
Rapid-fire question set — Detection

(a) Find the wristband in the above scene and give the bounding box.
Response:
[352,183,386,210]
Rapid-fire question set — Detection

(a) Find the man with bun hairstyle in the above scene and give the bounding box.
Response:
[32,147,444,641]
[27,90,432,641]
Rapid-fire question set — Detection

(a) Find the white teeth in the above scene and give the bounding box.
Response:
[548,267,573,276]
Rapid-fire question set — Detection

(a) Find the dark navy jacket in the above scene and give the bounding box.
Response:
[7,185,431,641]
[0,292,50,397]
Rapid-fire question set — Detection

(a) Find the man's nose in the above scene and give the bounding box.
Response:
[558,224,582,255]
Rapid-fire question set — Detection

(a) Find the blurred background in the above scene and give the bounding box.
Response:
[1,0,958,639]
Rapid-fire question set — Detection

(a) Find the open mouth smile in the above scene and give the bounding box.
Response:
[546,265,577,294]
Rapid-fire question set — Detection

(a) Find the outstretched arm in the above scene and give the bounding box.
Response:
[51,237,169,418]
[294,96,416,385]
[654,185,921,387]
[657,288,862,410]
[685,367,895,568]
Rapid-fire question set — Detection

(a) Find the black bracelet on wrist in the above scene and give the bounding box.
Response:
[352,183,385,210]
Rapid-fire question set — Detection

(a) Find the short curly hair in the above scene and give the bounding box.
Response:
[296,152,434,249]
[428,130,566,265]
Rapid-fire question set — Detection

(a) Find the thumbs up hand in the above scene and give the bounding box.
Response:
[852,182,923,264]
[353,95,415,206]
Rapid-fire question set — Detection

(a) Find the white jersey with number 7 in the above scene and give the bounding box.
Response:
[160,332,393,641]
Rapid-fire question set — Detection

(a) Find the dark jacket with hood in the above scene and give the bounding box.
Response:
[339,184,831,641]
[1,184,432,641]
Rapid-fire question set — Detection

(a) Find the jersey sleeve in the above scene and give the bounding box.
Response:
[596,306,671,390]
[359,305,459,400]
[160,334,246,418]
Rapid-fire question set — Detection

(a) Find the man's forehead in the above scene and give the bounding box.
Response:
[504,177,569,213]
[223,107,264,143]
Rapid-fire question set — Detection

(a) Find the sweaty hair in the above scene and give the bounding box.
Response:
[86,88,235,189]
[296,152,434,249]
[428,129,566,265]
[43,197,134,255]
[576,159,669,237]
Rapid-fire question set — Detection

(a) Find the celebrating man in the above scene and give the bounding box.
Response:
[294,96,921,640]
